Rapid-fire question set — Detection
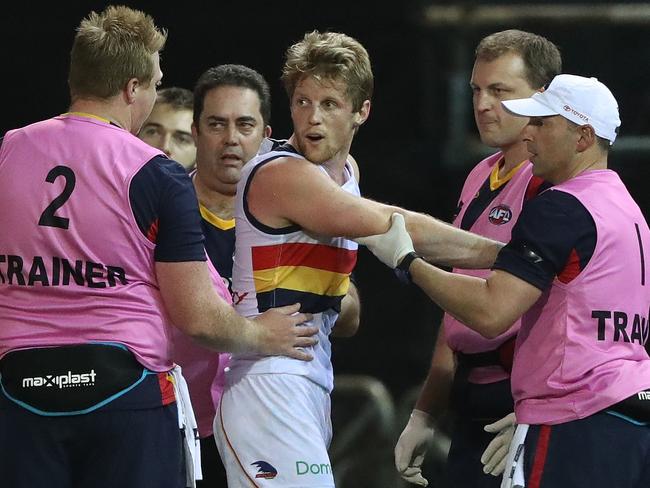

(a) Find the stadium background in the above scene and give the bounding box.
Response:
[3,2,650,483]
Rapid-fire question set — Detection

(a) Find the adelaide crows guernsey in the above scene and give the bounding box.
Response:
[229,146,358,392]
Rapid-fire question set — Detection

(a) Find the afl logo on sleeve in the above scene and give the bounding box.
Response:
[488,205,513,225]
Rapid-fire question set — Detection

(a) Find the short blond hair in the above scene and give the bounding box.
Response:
[281,31,373,112]
[68,5,167,100]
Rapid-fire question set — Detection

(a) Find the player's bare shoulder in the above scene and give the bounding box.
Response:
[256,154,332,188]
[247,155,317,228]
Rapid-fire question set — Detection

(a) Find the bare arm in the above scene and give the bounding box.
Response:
[400,209,504,269]
[249,157,392,237]
[410,260,541,339]
[250,157,502,271]
[331,281,361,338]
[156,261,317,360]
[414,321,455,418]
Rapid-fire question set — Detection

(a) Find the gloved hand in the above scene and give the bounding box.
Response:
[355,213,414,268]
[480,412,516,476]
[394,409,435,487]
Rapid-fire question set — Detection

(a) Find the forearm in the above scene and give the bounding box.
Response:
[414,368,453,419]
[409,259,505,338]
[188,304,262,354]
[401,209,504,269]
[414,326,455,419]
[158,261,317,362]
[157,261,263,354]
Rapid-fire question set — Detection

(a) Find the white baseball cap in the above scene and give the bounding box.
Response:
[502,74,621,144]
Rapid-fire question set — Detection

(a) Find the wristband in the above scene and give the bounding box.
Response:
[394,251,421,284]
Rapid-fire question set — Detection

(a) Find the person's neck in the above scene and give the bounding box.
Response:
[68,98,132,133]
[192,172,236,220]
[557,149,608,184]
[321,160,348,185]
[498,142,530,177]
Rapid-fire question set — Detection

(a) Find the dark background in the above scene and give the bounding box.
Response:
[4,1,650,403]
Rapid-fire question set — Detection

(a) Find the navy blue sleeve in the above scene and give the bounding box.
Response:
[493,189,596,290]
[129,156,206,262]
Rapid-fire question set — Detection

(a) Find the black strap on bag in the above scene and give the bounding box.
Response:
[0,343,149,416]
[450,337,517,420]
[455,336,516,373]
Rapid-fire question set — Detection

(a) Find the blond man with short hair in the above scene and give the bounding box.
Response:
[0,7,316,488]
[214,30,504,487]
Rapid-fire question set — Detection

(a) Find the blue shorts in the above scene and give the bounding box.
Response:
[0,373,185,488]
[523,412,650,487]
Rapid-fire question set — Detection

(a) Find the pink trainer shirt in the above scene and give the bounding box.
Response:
[513,170,650,424]
[0,115,176,371]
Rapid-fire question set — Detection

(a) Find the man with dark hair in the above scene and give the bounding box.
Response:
[180,64,363,486]
[175,63,274,487]
[177,64,362,485]
[394,29,561,488]
[139,87,196,170]
[0,9,315,488]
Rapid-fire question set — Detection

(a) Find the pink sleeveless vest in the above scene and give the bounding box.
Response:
[0,114,176,371]
[445,152,533,383]
[513,170,650,424]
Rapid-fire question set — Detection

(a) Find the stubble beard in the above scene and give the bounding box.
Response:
[296,137,331,165]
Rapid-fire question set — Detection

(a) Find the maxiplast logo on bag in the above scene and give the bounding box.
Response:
[21,370,97,389]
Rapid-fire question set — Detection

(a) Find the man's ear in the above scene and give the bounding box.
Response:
[191,121,199,144]
[125,77,139,105]
[576,124,596,153]
[353,99,371,128]
[537,81,550,94]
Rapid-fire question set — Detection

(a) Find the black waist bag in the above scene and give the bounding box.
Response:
[0,343,147,416]
[607,390,650,425]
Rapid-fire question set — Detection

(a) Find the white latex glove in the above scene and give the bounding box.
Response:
[394,409,435,487]
[480,412,516,476]
[355,213,414,268]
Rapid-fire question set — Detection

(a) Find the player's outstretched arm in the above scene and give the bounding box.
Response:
[251,158,501,270]
[156,261,317,360]
[248,156,393,238]
[357,213,541,337]
[400,209,504,269]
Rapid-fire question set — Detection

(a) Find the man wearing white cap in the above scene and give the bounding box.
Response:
[358,74,650,487]
[394,30,561,488]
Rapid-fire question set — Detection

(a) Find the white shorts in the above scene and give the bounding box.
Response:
[214,374,334,487]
